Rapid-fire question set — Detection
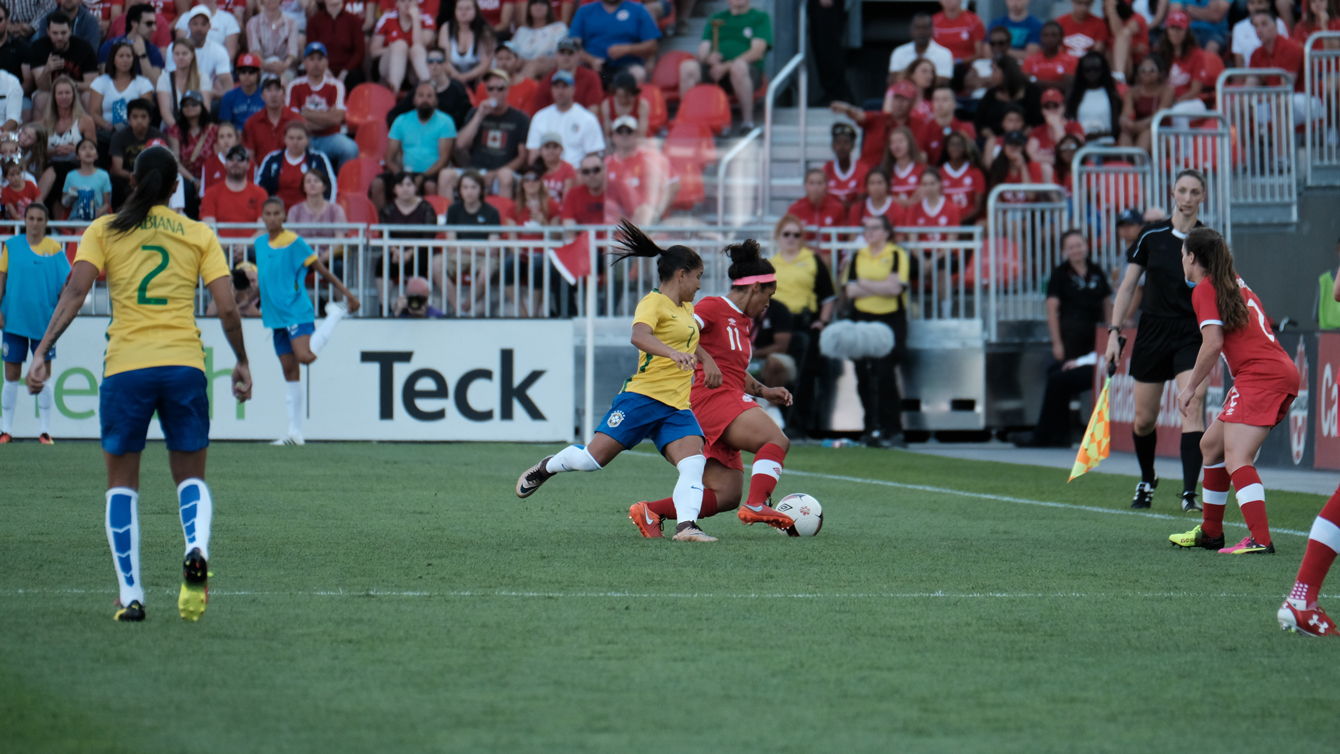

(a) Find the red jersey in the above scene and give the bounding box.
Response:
[375,12,434,46]
[856,112,926,169]
[200,152,227,197]
[1250,36,1306,92]
[475,0,506,27]
[888,161,926,202]
[605,148,673,219]
[905,196,961,241]
[1192,279,1298,395]
[1022,50,1078,83]
[514,198,561,239]
[1169,49,1207,99]
[1292,19,1340,49]
[243,107,303,163]
[560,183,607,224]
[847,195,905,228]
[823,159,867,207]
[379,0,440,22]
[1057,13,1110,58]
[1030,121,1086,162]
[786,195,847,233]
[288,73,348,138]
[200,181,269,236]
[931,10,985,61]
[474,77,538,114]
[919,118,976,164]
[2,179,39,218]
[691,295,752,394]
[997,161,1044,203]
[940,161,985,215]
[275,155,310,209]
[542,161,576,204]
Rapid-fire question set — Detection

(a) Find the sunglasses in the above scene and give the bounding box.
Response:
[228,154,248,161]
[780,231,801,238]
[989,38,1009,46]
[486,85,506,92]
[522,173,540,181]
[427,56,445,63]
[580,166,602,175]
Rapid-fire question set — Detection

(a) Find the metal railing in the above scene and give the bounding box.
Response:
[1071,145,1152,277]
[717,125,762,226]
[985,184,1070,342]
[1304,31,1340,186]
[760,1,807,215]
[815,226,985,323]
[1216,67,1299,223]
[1150,109,1233,242]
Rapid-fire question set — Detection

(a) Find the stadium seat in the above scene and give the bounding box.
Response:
[664,123,716,211]
[675,84,731,135]
[356,120,388,161]
[485,195,516,224]
[652,50,694,105]
[727,72,769,107]
[425,194,449,221]
[346,83,397,132]
[337,191,377,228]
[644,86,668,135]
[337,157,380,197]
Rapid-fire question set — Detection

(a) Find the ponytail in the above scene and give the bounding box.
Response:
[725,239,775,288]
[108,146,179,237]
[1184,227,1246,332]
[611,218,703,283]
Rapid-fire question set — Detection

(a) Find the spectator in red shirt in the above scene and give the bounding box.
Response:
[932,0,986,62]
[287,42,359,171]
[474,43,540,115]
[831,82,925,170]
[1023,20,1077,90]
[988,129,1044,203]
[243,77,302,162]
[1249,10,1319,133]
[938,130,986,224]
[1120,53,1174,151]
[1030,88,1085,176]
[532,37,604,110]
[823,122,865,209]
[561,153,609,225]
[604,115,676,224]
[919,84,976,164]
[1057,0,1110,59]
[879,126,927,209]
[786,167,847,240]
[200,145,269,264]
[1158,11,1213,118]
[307,0,369,88]
[1292,0,1340,49]
[847,166,904,228]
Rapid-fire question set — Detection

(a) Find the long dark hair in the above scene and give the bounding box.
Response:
[987,139,1031,187]
[939,130,983,170]
[441,0,494,48]
[1066,51,1121,136]
[1156,20,1200,63]
[1184,227,1246,332]
[107,41,135,79]
[994,55,1029,99]
[108,146,179,236]
[878,125,923,178]
[725,239,775,289]
[612,219,702,282]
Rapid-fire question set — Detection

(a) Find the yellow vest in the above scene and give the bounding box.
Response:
[848,243,910,315]
[770,247,830,314]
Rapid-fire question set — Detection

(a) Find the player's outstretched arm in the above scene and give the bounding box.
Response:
[631,322,695,371]
[206,275,252,402]
[1178,324,1222,417]
[26,261,98,394]
[311,258,361,314]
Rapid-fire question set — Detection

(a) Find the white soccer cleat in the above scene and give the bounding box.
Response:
[271,434,305,446]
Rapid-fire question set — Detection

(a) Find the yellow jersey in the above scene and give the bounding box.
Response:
[75,206,230,377]
[770,247,835,315]
[0,236,64,270]
[622,290,699,410]
[848,242,910,315]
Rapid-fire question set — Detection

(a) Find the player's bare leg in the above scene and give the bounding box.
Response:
[634,459,734,538]
[1218,422,1276,554]
[1172,419,1228,549]
[517,432,622,498]
[721,408,793,529]
[662,435,715,542]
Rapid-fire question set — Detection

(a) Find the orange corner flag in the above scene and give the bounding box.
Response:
[1069,376,1112,481]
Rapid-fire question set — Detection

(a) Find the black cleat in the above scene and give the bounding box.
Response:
[1131,478,1158,508]
[1181,491,1202,513]
[515,455,555,498]
[114,600,145,622]
[183,548,207,585]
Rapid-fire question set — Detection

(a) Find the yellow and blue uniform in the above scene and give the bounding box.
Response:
[599,290,704,451]
[0,235,68,363]
[75,206,230,455]
[254,230,318,355]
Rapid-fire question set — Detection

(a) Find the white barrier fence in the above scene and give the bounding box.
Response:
[1216,67,1299,224]
[815,226,985,322]
[1305,31,1340,186]
[1071,145,1151,278]
[985,184,1070,342]
[1151,109,1233,242]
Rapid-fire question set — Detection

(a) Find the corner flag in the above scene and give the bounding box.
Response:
[1069,376,1112,481]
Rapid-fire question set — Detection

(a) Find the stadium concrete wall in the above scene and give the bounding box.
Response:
[2,318,574,442]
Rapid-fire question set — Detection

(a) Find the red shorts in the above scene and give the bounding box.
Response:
[1218,385,1295,427]
[691,386,758,471]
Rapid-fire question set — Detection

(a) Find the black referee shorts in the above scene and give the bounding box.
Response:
[1129,314,1201,383]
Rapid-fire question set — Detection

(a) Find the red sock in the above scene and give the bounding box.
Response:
[1291,489,1340,605]
[1231,466,1271,546]
[1201,464,1230,538]
[645,490,718,519]
[745,443,787,508]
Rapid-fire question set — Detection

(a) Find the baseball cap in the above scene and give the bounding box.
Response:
[183,6,211,23]
[612,115,638,132]
[1041,88,1064,105]
[1166,10,1190,28]
[304,41,328,57]
[236,53,262,70]
[556,36,581,52]
[226,145,249,161]
[1003,129,1028,146]
[540,131,563,146]
[486,68,510,84]
[551,69,574,86]
[832,122,856,138]
[1116,208,1144,226]
[890,80,917,99]
[500,40,521,55]
[181,89,204,105]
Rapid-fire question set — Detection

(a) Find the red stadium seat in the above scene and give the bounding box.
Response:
[652,50,694,105]
[346,83,397,132]
[664,123,716,211]
[355,120,388,161]
[337,192,377,228]
[337,157,380,196]
[675,84,731,135]
[425,194,449,220]
[643,86,668,135]
[484,195,516,224]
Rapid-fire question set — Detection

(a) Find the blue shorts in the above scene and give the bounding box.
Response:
[2,331,55,363]
[598,390,703,452]
[272,322,316,356]
[100,366,210,455]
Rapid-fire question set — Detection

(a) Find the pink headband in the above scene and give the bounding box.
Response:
[732,273,776,286]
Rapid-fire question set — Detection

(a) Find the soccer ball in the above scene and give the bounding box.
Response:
[774,493,823,537]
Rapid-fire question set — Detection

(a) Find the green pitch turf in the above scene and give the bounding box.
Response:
[3,442,1340,753]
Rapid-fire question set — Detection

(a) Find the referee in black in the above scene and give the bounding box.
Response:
[1104,169,1210,511]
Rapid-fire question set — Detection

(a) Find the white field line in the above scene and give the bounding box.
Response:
[625,451,1311,538]
[0,588,1324,600]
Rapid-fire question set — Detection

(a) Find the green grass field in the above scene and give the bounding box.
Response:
[3,441,1340,753]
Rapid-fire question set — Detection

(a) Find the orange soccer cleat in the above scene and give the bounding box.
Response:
[628,502,664,538]
[737,501,793,530]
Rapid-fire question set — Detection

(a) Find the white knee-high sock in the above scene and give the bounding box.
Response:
[1,379,18,434]
[309,304,346,355]
[545,444,602,473]
[37,381,53,435]
[105,488,144,607]
[673,454,707,522]
[177,478,213,561]
[285,381,303,437]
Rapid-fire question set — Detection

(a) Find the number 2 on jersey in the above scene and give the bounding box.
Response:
[137,245,170,306]
[1246,299,1275,342]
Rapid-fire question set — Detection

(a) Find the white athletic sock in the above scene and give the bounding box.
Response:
[309,304,346,355]
[285,380,303,437]
[673,454,707,522]
[105,488,144,607]
[545,444,602,473]
[177,478,213,561]
[1,379,18,434]
[37,381,53,435]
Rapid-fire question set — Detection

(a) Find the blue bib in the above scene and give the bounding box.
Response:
[0,235,70,340]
